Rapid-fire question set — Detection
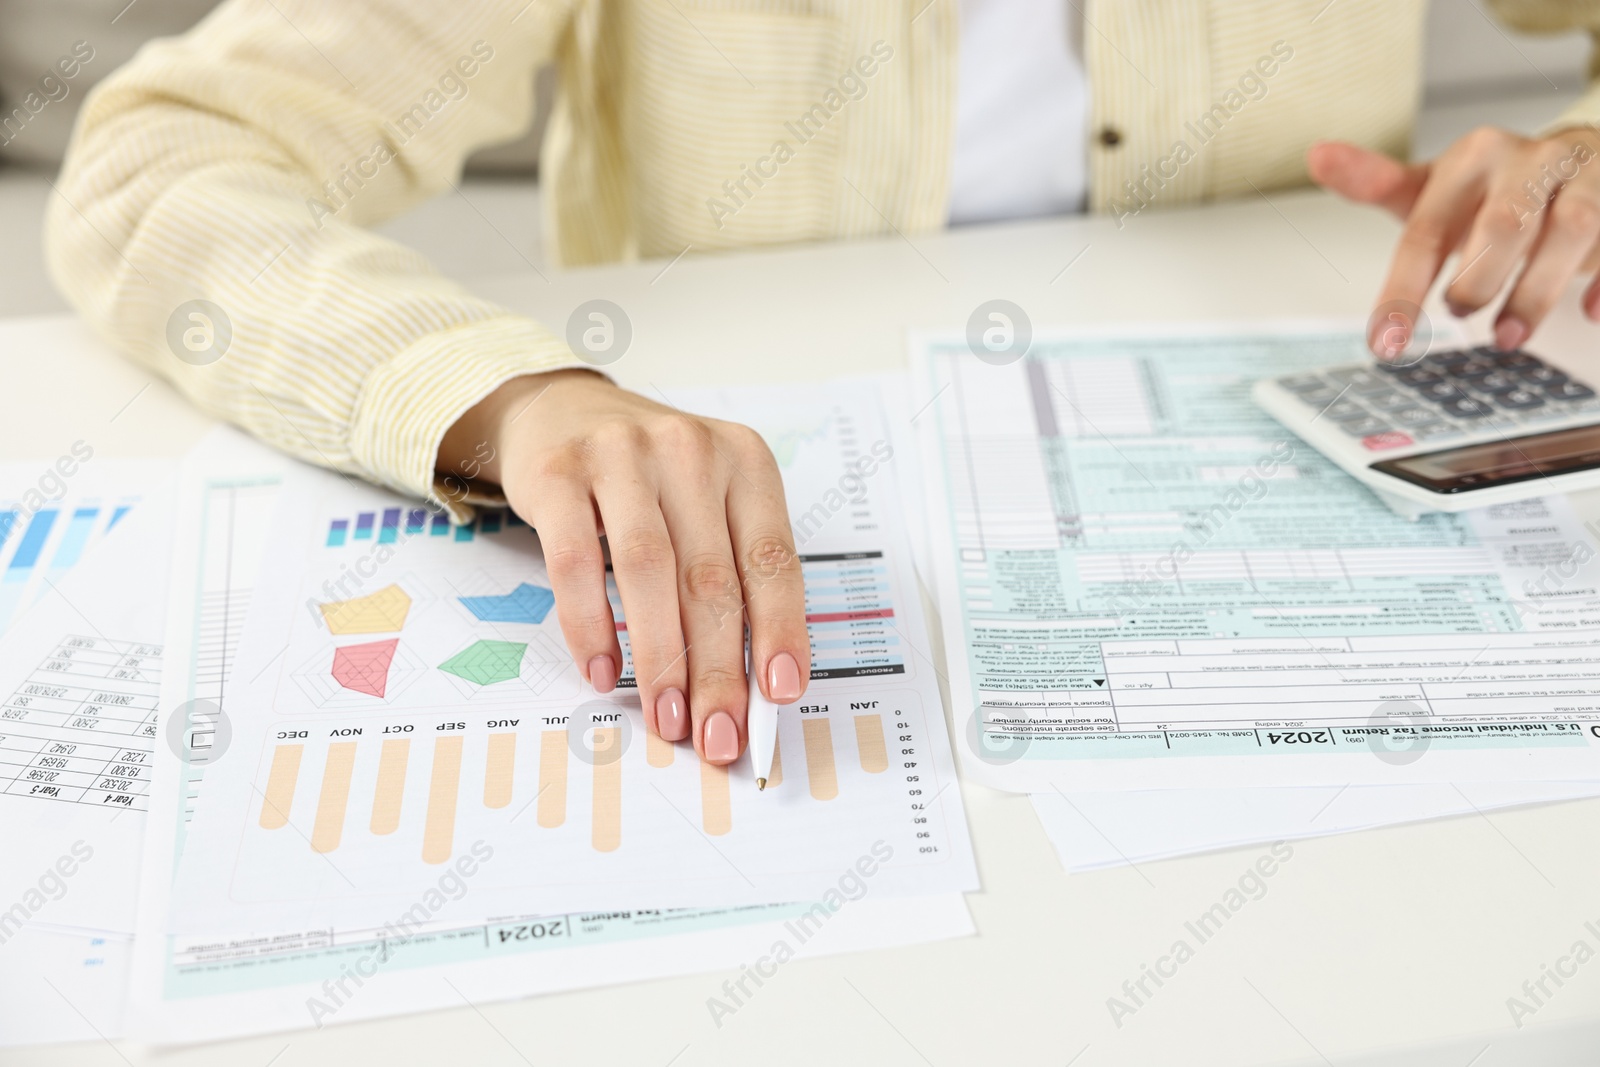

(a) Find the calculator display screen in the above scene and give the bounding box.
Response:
[1371,424,1600,493]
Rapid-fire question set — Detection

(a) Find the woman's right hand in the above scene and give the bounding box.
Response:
[438,369,811,764]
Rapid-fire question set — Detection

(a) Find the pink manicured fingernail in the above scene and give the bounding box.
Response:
[1494,316,1528,352]
[587,655,616,694]
[1370,321,1409,361]
[703,711,739,763]
[767,652,802,703]
[656,688,689,741]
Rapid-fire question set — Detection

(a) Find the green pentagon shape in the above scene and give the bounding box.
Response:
[437,639,527,686]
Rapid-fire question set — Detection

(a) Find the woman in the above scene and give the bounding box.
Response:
[44,0,1600,764]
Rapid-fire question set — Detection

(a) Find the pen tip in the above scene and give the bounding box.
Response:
[757,778,767,791]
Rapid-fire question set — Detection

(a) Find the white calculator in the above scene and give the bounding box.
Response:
[1253,347,1600,519]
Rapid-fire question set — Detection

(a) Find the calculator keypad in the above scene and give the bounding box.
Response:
[1276,349,1600,450]
[1438,395,1494,419]
[1549,381,1597,401]
[1364,390,1412,412]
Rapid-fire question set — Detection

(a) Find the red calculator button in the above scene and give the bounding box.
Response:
[1362,432,1413,451]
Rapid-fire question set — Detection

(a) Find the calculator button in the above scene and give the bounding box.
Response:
[1488,349,1540,369]
[1390,406,1442,426]
[1395,366,1444,386]
[1518,364,1569,386]
[1445,360,1496,381]
[1277,374,1329,394]
[1545,380,1597,401]
[1362,431,1414,451]
[1495,388,1545,410]
[1295,388,1340,408]
[1515,404,1568,423]
[1414,381,1465,403]
[1324,367,1390,393]
[1411,423,1466,440]
[1438,396,1494,418]
[1338,417,1391,436]
[1364,389,1412,411]
[1424,350,1473,366]
[1472,371,1521,394]
[1323,399,1369,420]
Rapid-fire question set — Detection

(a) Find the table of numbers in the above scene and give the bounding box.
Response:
[0,635,160,810]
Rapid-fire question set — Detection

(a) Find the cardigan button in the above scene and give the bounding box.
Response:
[1098,125,1123,148]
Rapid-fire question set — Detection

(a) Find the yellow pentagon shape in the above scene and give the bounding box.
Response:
[320,583,412,635]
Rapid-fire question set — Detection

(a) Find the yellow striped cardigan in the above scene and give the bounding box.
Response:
[43,0,1600,511]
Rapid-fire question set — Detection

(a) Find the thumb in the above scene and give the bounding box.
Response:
[1308,140,1430,219]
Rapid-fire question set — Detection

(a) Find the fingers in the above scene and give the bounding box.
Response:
[502,381,810,763]
[1370,133,1496,357]
[722,424,809,706]
[1498,182,1600,348]
[592,455,691,743]
[1365,126,1600,357]
[1584,271,1600,321]
[656,418,749,765]
[1308,140,1430,218]
[525,480,624,696]
[1442,141,1563,322]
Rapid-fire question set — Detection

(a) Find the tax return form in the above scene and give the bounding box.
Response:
[912,322,1600,793]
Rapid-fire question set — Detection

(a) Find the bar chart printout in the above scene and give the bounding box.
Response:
[125,398,975,1045]
[207,675,955,928]
[164,385,977,934]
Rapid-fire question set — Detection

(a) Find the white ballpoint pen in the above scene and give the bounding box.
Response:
[747,645,780,790]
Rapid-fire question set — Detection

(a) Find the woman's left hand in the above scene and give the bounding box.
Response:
[1309,126,1600,358]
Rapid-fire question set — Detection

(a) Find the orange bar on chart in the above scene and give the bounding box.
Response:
[765,736,784,788]
[259,744,304,829]
[802,718,839,801]
[421,735,463,864]
[370,738,409,835]
[537,729,567,828]
[484,732,516,809]
[700,757,732,836]
[591,727,623,852]
[854,714,889,773]
[311,742,358,853]
[645,727,674,768]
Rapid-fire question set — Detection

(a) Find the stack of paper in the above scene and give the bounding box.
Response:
[907,323,1600,871]
[18,316,1600,1045]
[0,460,173,1045]
[0,375,979,1047]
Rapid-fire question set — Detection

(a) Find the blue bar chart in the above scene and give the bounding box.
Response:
[323,508,523,549]
[0,508,60,634]
[0,499,139,636]
[49,507,101,571]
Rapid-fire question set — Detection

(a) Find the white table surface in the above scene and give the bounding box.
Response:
[4,180,1600,1066]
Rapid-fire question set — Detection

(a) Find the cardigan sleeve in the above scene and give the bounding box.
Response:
[1482,0,1600,131]
[44,0,584,512]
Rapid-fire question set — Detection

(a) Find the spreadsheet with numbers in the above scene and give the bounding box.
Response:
[0,636,158,810]
[0,463,174,939]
